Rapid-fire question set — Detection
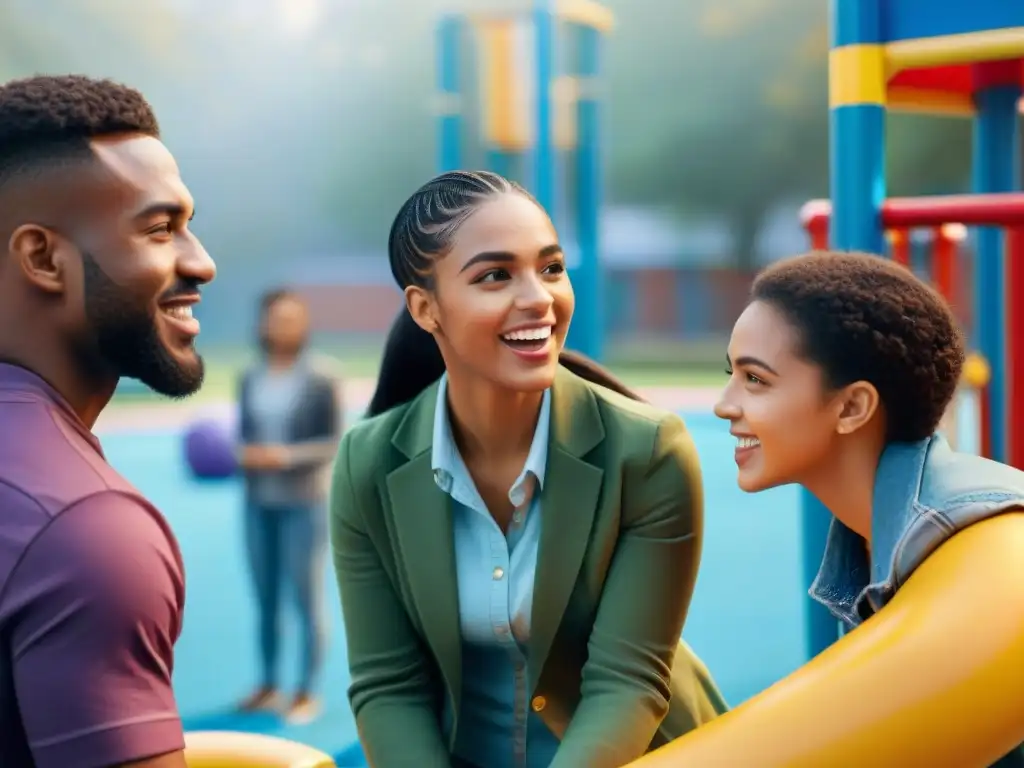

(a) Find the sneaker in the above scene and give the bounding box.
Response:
[285,693,321,725]
[237,686,283,713]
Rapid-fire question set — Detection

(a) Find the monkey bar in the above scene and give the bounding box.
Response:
[800,192,1024,468]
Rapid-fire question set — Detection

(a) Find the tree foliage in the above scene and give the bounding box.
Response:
[606,0,972,265]
[0,0,978,260]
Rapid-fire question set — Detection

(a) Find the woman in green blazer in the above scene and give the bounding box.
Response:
[330,171,726,768]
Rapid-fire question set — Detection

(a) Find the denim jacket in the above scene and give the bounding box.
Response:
[238,362,340,505]
[810,434,1024,628]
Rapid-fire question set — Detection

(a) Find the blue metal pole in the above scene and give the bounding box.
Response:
[802,0,886,660]
[532,1,556,213]
[972,85,1020,464]
[830,101,886,254]
[436,15,462,172]
[566,23,604,360]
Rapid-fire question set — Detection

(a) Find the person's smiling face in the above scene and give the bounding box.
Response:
[418,191,575,393]
[67,134,215,397]
[714,300,844,492]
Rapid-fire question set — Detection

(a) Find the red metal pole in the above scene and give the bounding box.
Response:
[882,193,1024,228]
[1007,226,1024,468]
[886,228,911,268]
[931,223,965,307]
[803,211,830,250]
[809,194,1024,231]
[800,200,831,250]
[809,225,828,250]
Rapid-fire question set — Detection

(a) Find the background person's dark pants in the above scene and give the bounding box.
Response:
[244,502,328,694]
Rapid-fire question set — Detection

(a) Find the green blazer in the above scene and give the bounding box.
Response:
[330,367,727,768]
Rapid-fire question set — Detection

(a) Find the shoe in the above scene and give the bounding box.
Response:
[285,693,321,725]
[237,685,283,713]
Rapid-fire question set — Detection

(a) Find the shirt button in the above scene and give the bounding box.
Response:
[531,695,546,712]
[493,566,505,580]
[512,511,523,524]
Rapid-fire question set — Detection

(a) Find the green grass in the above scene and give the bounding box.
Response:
[111,344,725,407]
[616,365,725,387]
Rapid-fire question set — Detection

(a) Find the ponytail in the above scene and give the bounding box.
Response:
[366,309,645,417]
[558,349,645,402]
[366,308,445,417]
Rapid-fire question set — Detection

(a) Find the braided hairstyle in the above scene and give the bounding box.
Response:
[367,170,642,416]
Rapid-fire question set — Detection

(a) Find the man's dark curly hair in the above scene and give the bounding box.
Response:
[751,250,965,443]
[0,74,159,185]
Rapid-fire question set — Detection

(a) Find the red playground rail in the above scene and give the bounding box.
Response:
[800,192,1024,469]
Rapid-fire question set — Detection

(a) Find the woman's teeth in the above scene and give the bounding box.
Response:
[503,326,552,342]
[737,436,760,449]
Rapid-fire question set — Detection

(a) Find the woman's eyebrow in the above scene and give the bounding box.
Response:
[459,251,515,273]
[727,354,779,375]
[458,243,562,274]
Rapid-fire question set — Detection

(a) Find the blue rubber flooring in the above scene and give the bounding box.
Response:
[101,410,807,764]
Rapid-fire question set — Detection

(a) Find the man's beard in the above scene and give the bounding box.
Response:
[82,252,204,398]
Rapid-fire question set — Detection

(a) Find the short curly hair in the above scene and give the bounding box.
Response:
[751,250,965,443]
[0,74,159,184]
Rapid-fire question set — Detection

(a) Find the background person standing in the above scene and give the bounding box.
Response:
[236,288,340,724]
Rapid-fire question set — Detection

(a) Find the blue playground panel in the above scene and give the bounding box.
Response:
[101,410,806,765]
[832,0,1024,46]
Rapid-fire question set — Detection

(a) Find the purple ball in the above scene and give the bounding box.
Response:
[184,418,237,479]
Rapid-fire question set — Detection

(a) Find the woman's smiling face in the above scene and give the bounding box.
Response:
[714,300,844,492]
[411,192,575,393]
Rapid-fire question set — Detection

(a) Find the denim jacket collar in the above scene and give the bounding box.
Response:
[809,436,934,626]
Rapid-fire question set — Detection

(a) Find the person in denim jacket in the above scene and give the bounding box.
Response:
[628,251,1024,768]
[235,289,340,724]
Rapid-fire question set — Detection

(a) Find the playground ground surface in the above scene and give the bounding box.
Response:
[98,368,808,765]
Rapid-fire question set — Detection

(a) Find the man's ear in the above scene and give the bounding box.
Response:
[8,224,67,295]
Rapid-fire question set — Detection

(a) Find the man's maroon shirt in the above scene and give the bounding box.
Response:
[0,363,186,767]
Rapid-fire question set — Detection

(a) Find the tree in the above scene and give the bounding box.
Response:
[305,0,975,253]
[607,0,971,266]
[887,114,972,196]
[605,0,827,266]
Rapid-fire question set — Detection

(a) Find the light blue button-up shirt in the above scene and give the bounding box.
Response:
[432,373,561,768]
